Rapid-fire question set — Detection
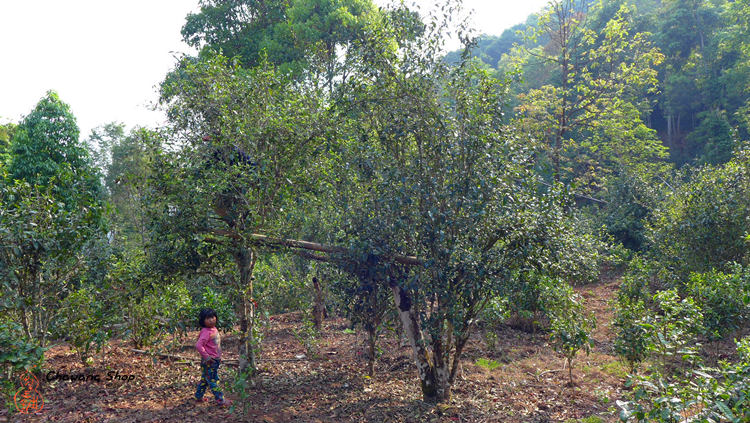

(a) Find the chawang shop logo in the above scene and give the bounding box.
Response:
[12,367,138,414]
[14,369,44,414]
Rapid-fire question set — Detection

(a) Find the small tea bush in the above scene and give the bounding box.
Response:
[57,285,111,365]
[480,296,508,350]
[641,289,704,369]
[475,358,501,371]
[292,316,320,359]
[686,264,750,338]
[0,321,45,413]
[0,321,45,374]
[618,337,750,422]
[613,297,650,372]
[128,282,192,348]
[543,281,596,384]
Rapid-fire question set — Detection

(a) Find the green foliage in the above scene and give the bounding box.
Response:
[8,91,83,185]
[446,25,527,68]
[191,284,236,331]
[687,110,736,165]
[323,1,608,399]
[619,337,750,423]
[615,258,749,370]
[598,169,673,251]
[254,255,312,315]
[57,286,111,365]
[643,290,705,370]
[0,322,45,416]
[479,297,508,350]
[6,91,102,215]
[543,280,596,384]
[181,0,380,83]
[87,125,160,252]
[181,0,289,68]
[475,358,501,371]
[0,321,45,374]
[513,1,666,189]
[686,265,750,338]
[469,0,750,167]
[0,92,106,348]
[0,122,14,168]
[227,365,255,415]
[291,316,320,359]
[127,282,193,349]
[0,178,104,345]
[613,256,674,371]
[613,296,650,371]
[158,48,330,373]
[647,145,750,276]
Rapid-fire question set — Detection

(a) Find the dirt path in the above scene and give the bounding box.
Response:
[6,278,628,423]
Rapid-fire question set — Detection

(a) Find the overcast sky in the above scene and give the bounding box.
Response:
[0,0,549,138]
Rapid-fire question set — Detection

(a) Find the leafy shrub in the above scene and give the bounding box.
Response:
[475,358,501,371]
[647,144,750,276]
[618,337,750,422]
[0,321,45,374]
[613,297,650,372]
[480,297,509,351]
[57,286,111,365]
[615,281,706,375]
[254,255,311,315]
[641,289,704,370]
[599,171,668,252]
[687,109,735,166]
[0,322,45,413]
[190,285,236,331]
[128,282,192,348]
[291,316,320,359]
[686,265,750,338]
[618,256,668,302]
[502,271,555,332]
[543,281,596,384]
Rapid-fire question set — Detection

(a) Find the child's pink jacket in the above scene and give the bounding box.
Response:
[195,327,221,360]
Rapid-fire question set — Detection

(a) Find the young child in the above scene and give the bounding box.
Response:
[195,308,231,406]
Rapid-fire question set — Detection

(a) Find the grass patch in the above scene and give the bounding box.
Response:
[564,417,605,423]
[475,357,501,371]
[600,360,628,379]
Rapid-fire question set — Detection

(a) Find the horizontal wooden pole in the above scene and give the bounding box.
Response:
[247,233,422,266]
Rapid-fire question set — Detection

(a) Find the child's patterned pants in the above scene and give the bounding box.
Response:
[195,358,224,401]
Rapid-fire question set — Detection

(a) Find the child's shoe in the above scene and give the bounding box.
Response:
[217,398,232,407]
[195,397,208,404]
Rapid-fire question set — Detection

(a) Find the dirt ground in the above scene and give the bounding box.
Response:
[0,277,667,422]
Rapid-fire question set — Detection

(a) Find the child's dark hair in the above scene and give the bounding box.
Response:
[198,308,218,328]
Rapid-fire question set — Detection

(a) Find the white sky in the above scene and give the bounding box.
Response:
[0,0,548,138]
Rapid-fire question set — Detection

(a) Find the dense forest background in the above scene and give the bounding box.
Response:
[1,0,749,421]
[449,0,749,168]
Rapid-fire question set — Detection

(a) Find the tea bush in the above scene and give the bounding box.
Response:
[0,321,45,413]
[128,281,192,348]
[190,285,236,331]
[57,285,111,365]
[686,264,750,338]
[543,281,596,384]
[613,297,650,372]
[618,337,750,422]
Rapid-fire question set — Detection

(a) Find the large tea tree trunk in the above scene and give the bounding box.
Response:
[390,284,467,403]
[233,246,257,375]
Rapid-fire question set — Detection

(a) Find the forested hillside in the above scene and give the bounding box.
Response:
[1,0,748,422]
[451,0,749,167]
